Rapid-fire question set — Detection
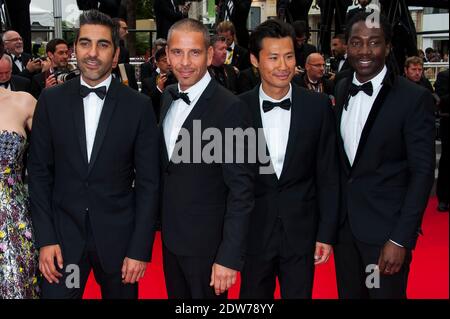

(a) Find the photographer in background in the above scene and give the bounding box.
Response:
[31,39,70,99]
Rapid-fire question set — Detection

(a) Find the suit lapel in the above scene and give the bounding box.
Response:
[351,79,392,170]
[70,80,89,168]
[87,78,119,174]
[179,79,217,133]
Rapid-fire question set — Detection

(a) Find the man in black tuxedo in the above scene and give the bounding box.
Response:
[239,19,339,299]
[331,34,350,73]
[31,38,70,99]
[0,54,30,92]
[2,30,41,79]
[28,10,160,299]
[333,12,435,299]
[141,47,177,122]
[435,69,449,212]
[216,20,251,72]
[209,35,238,94]
[160,18,254,299]
[154,0,189,40]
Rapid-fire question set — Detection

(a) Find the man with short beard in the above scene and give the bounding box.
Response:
[28,10,160,299]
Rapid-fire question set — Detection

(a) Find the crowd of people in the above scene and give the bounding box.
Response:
[0,1,448,300]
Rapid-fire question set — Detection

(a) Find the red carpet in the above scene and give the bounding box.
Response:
[83,197,449,299]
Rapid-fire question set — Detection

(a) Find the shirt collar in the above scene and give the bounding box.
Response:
[353,65,387,90]
[177,71,211,103]
[80,74,112,91]
[259,83,292,103]
[230,42,236,51]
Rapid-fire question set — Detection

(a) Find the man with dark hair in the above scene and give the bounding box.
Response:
[216,20,251,71]
[160,18,254,299]
[112,18,130,64]
[240,19,339,299]
[331,34,350,73]
[403,56,434,93]
[141,47,176,121]
[30,39,69,99]
[292,20,317,69]
[28,10,160,299]
[209,35,238,94]
[334,11,435,299]
[140,38,167,82]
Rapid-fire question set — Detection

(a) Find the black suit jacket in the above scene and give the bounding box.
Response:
[293,72,335,96]
[28,77,160,273]
[141,71,177,122]
[10,52,34,79]
[231,44,251,71]
[154,0,185,40]
[239,85,339,256]
[237,67,260,94]
[335,72,435,249]
[209,64,238,94]
[30,72,46,99]
[9,74,31,93]
[159,79,255,271]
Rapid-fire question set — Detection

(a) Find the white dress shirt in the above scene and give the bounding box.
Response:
[259,84,292,179]
[11,54,24,72]
[340,65,387,166]
[163,72,212,159]
[80,75,112,162]
[338,54,347,72]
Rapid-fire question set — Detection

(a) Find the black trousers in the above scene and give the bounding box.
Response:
[240,218,315,299]
[333,219,412,299]
[41,216,138,299]
[437,119,449,203]
[162,245,228,299]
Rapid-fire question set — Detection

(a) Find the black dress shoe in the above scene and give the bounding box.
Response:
[437,201,449,212]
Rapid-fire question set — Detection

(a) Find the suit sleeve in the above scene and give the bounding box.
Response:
[214,99,256,271]
[28,91,59,248]
[126,96,160,262]
[315,96,340,245]
[389,89,436,248]
[158,0,184,20]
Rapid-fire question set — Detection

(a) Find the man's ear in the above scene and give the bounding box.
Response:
[206,45,214,67]
[250,53,259,69]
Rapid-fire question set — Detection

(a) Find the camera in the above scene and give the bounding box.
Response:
[54,69,81,83]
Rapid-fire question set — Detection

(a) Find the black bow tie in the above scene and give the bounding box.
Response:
[0,81,10,88]
[169,88,191,105]
[79,85,107,100]
[262,98,292,113]
[227,47,233,52]
[13,55,22,62]
[349,82,373,97]
[344,82,373,110]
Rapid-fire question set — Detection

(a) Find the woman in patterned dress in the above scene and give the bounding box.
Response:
[0,38,40,298]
